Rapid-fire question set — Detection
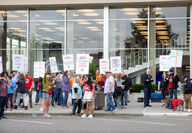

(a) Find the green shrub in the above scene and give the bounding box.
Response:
[130,84,157,93]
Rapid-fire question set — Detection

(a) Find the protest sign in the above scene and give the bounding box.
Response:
[170,50,183,68]
[110,56,121,73]
[63,54,74,71]
[76,54,89,74]
[99,58,109,74]
[12,54,25,72]
[49,57,58,73]
[159,55,171,71]
[34,62,45,78]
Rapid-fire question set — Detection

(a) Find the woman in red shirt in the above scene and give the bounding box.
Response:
[81,75,95,119]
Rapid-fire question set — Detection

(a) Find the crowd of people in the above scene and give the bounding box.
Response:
[1,67,192,120]
[0,69,133,119]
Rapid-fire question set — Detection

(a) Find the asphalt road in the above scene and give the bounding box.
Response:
[0,115,192,133]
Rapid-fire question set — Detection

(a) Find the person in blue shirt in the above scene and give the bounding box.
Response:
[72,76,82,116]
[6,76,16,111]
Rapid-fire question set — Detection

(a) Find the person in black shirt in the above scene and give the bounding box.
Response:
[143,69,153,107]
[183,76,192,112]
[160,72,169,103]
[167,68,180,99]
[121,72,132,108]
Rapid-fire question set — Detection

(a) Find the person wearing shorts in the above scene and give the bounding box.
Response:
[42,72,52,118]
[81,75,95,119]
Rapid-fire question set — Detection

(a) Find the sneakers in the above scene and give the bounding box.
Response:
[188,109,192,112]
[44,114,51,118]
[104,109,110,112]
[1,116,7,119]
[81,114,87,119]
[124,106,127,109]
[111,108,117,113]
[64,106,69,109]
[88,114,94,119]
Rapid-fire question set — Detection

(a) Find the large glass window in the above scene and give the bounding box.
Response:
[29,9,65,75]
[67,8,104,67]
[109,7,148,73]
[0,10,27,73]
[150,6,190,83]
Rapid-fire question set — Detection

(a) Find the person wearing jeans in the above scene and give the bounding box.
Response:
[121,72,132,108]
[25,72,34,108]
[62,71,71,108]
[0,71,9,120]
[167,68,180,100]
[104,70,116,112]
[183,76,192,112]
[6,76,16,111]
[143,69,153,108]
[51,73,63,107]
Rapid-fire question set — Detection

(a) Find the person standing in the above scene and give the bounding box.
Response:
[143,69,153,108]
[72,76,83,116]
[104,70,116,112]
[160,72,169,104]
[62,71,71,108]
[10,71,18,83]
[96,70,102,83]
[81,75,95,119]
[6,76,16,111]
[25,72,34,108]
[51,72,63,107]
[15,73,28,110]
[42,72,52,118]
[167,68,180,99]
[70,72,77,105]
[37,77,44,112]
[183,76,192,112]
[115,74,123,109]
[97,75,106,91]
[121,72,132,108]
[0,71,8,120]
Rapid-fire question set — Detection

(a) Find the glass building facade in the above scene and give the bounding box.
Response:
[0,4,191,83]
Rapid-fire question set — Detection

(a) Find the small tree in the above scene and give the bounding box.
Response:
[89,60,97,80]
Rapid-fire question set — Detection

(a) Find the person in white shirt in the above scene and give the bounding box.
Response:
[104,70,117,112]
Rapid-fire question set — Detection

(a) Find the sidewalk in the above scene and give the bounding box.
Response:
[5,103,192,117]
[5,92,192,117]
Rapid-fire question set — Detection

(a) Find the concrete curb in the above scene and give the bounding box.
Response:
[143,113,192,117]
[6,112,192,117]
[5,112,143,117]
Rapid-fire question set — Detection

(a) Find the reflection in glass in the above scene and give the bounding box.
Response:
[30,9,65,20]
[67,9,104,67]
[30,21,64,74]
[109,19,148,70]
[110,7,148,19]
[0,10,27,21]
[151,6,188,18]
[67,8,103,20]
[154,19,189,58]
[0,22,27,72]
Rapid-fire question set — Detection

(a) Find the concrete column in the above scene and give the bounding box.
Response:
[104,6,109,58]
[190,4,192,78]
[120,21,126,69]
[149,7,156,82]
